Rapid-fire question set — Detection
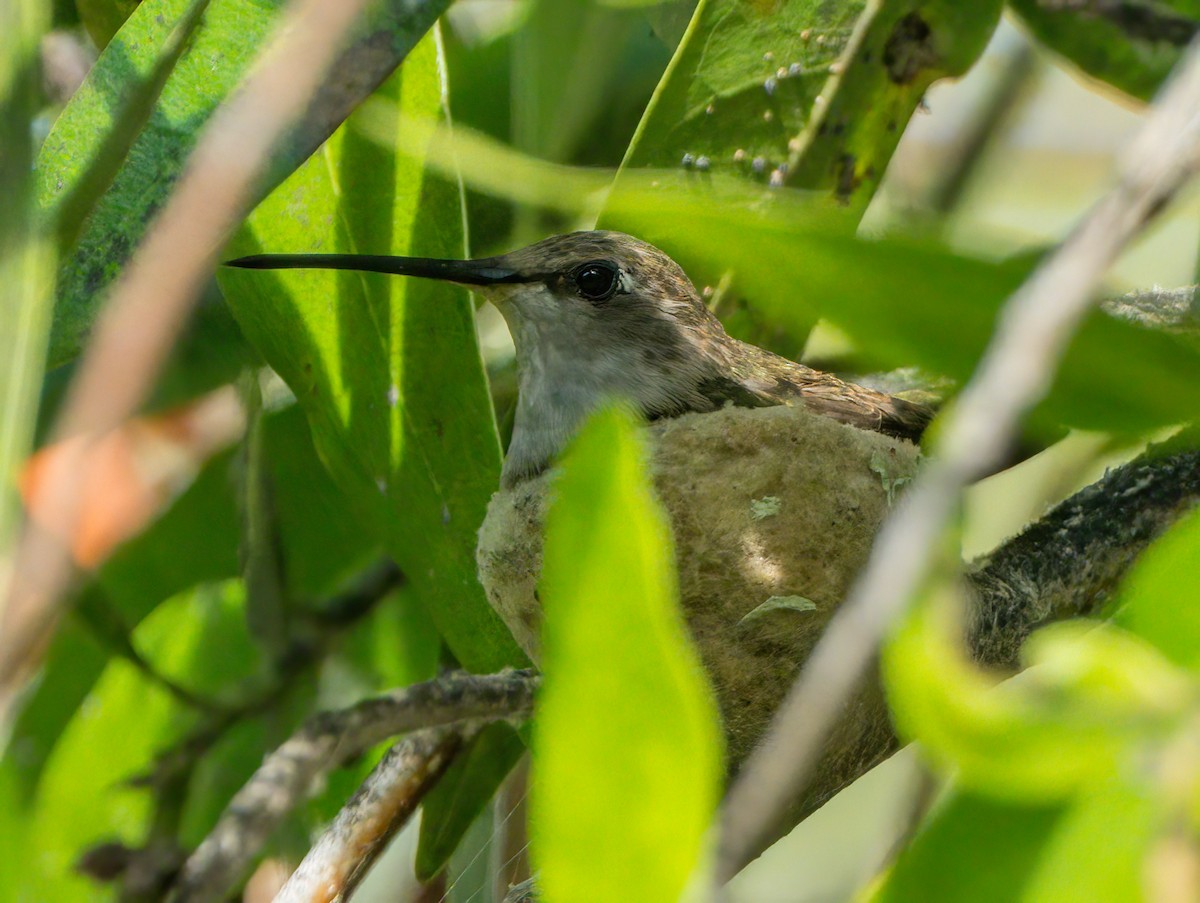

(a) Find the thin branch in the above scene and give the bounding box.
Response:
[716,38,1200,883]
[0,0,375,709]
[967,435,1200,667]
[170,669,539,903]
[1102,284,1200,332]
[274,724,471,903]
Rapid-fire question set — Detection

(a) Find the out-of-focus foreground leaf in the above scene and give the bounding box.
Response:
[884,594,1190,802]
[0,0,53,574]
[23,584,261,900]
[532,406,722,903]
[37,0,454,369]
[1009,0,1199,102]
[1112,505,1200,672]
[877,573,1200,902]
[871,784,1162,903]
[220,32,523,673]
[607,191,1200,435]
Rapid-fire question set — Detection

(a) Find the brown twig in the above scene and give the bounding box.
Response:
[716,38,1200,884]
[0,0,375,710]
[274,725,470,903]
[170,669,539,903]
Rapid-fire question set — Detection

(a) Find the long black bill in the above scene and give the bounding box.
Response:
[224,253,526,286]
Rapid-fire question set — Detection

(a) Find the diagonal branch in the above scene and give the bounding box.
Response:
[170,669,539,903]
[274,724,471,903]
[716,37,1200,883]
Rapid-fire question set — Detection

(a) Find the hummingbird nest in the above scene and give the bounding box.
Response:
[477,404,921,827]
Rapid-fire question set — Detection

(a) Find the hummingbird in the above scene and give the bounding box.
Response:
[227,231,933,488]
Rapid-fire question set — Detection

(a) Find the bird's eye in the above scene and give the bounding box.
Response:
[573,262,619,301]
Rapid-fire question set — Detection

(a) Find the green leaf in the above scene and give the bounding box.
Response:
[883,588,1191,803]
[0,0,53,563]
[37,0,455,368]
[871,792,1066,903]
[531,406,722,903]
[1113,506,1200,672]
[605,190,1200,435]
[37,0,281,368]
[1021,781,1163,903]
[873,782,1163,903]
[785,1,1003,204]
[416,722,526,880]
[738,594,817,625]
[612,1,1001,206]
[1009,0,1199,102]
[616,0,867,176]
[221,35,524,674]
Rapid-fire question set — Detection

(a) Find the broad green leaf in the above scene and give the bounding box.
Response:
[221,35,523,673]
[784,1,1003,204]
[532,406,722,903]
[416,722,526,880]
[513,0,651,166]
[1113,506,1200,672]
[1022,781,1163,903]
[612,1,1001,206]
[871,792,1066,903]
[616,0,866,176]
[605,191,1200,435]
[874,783,1162,903]
[1009,0,1199,101]
[37,0,454,368]
[883,588,1191,802]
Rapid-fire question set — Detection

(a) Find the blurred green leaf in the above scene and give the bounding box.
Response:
[1021,781,1163,903]
[873,782,1162,903]
[0,0,53,565]
[871,792,1066,903]
[513,0,648,166]
[221,34,523,673]
[1009,0,1199,101]
[416,722,526,880]
[606,192,1200,435]
[883,588,1191,803]
[532,406,722,903]
[1113,506,1200,672]
[76,0,140,48]
[53,0,214,255]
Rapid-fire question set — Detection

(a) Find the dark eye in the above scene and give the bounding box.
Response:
[573,262,619,301]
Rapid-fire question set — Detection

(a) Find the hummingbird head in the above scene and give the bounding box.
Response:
[228,230,732,484]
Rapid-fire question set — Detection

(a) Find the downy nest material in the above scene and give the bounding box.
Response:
[476,404,921,827]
